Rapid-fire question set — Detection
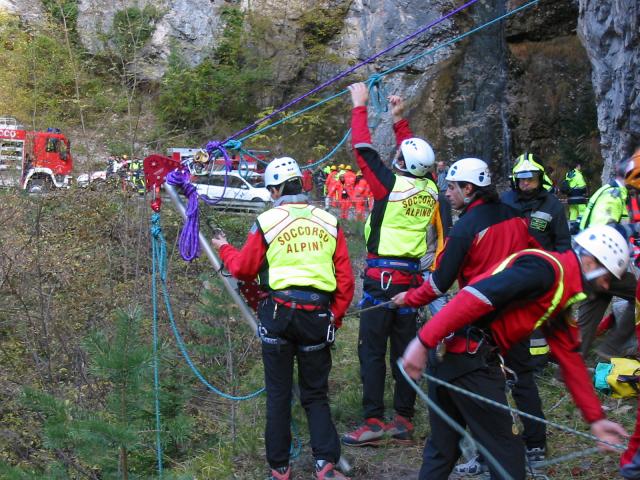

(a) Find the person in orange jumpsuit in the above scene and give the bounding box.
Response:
[337,172,351,220]
[353,173,370,221]
[325,166,340,209]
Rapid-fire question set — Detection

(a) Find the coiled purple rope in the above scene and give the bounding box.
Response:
[167,141,237,261]
[167,169,201,261]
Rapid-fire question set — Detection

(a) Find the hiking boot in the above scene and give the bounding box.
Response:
[315,460,350,480]
[269,466,290,480]
[385,414,414,444]
[341,418,386,447]
[453,455,488,476]
[526,447,546,468]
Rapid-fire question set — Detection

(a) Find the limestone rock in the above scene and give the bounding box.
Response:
[578,0,640,180]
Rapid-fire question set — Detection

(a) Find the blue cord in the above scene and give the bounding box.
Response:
[150,213,265,401]
[234,0,540,157]
[151,215,164,478]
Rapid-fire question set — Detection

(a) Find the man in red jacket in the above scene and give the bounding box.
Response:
[212,156,354,480]
[341,82,443,448]
[400,225,630,480]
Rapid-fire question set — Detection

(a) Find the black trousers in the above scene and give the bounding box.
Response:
[504,340,546,449]
[419,362,526,480]
[259,298,340,469]
[578,271,637,357]
[359,277,418,420]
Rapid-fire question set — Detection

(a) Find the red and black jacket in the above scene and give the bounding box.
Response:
[404,198,540,307]
[418,250,605,424]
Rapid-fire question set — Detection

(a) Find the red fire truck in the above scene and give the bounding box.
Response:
[0,117,73,191]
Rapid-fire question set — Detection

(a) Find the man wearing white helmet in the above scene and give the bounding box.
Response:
[401,224,630,480]
[212,156,354,480]
[392,156,540,475]
[341,82,444,448]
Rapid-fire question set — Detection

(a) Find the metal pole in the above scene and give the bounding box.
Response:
[164,183,258,332]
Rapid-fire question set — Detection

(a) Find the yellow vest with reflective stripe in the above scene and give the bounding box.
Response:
[492,249,586,330]
[365,175,438,258]
[258,204,338,292]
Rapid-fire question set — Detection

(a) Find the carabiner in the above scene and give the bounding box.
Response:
[380,271,392,291]
[498,353,519,385]
[326,324,335,344]
[466,335,484,355]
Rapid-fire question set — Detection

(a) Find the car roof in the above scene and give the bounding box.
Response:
[207,170,262,177]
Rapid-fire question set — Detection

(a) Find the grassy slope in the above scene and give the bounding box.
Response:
[219,219,635,480]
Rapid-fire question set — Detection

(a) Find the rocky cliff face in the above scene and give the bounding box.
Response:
[578,0,640,181]
[3,0,635,180]
[76,0,225,80]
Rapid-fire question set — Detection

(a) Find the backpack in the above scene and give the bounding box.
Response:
[594,357,640,398]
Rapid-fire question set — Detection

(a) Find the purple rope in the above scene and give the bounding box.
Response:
[167,142,237,261]
[221,0,479,144]
[167,169,201,261]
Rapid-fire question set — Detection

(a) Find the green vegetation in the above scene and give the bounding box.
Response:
[111,6,160,64]
[0,187,635,478]
[156,6,270,137]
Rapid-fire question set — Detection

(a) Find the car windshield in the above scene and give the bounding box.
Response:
[244,174,265,188]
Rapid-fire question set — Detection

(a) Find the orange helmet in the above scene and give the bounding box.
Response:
[330,165,337,171]
[625,149,640,190]
[345,165,352,171]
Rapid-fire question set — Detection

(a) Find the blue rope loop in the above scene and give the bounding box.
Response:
[150,212,266,401]
[367,74,389,114]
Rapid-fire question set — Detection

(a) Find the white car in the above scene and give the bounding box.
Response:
[192,170,271,208]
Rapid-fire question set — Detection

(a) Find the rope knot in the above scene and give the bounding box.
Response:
[367,73,384,87]
[223,139,243,151]
[206,140,222,156]
[151,225,162,237]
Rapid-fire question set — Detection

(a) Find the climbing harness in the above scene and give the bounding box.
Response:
[358,291,417,316]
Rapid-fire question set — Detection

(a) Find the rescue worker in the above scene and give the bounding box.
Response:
[337,171,351,220]
[578,157,636,359]
[501,154,570,370]
[341,82,443,447]
[343,165,356,190]
[302,161,314,194]
[562,162,588,232]
[401,225,630,480]
[211,156,354,480]
[451,152,570,475]
[325,166,339,209]
[392,156,541,474]
[503,153,570,251]
[128,156,145,194]
[619,149,640,479]
[353,172,370,222]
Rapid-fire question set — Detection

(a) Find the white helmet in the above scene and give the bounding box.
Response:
[395,138,435,177]
[445,157,491,187]
[574,225,630,279]
[264,157,302,187]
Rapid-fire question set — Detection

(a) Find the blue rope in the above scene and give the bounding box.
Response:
[151,214,164,478]
[234,0,540,158]
[150,213,265,401]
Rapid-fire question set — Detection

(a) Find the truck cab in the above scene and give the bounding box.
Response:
[0,117,73,191]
